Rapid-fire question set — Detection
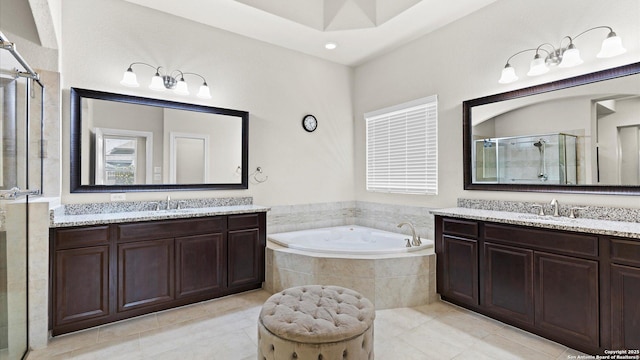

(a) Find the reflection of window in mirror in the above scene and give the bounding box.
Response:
[94,128,153,185]
[104,136,137,185]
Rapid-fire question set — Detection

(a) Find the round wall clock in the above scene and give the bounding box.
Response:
[302,114,318,132]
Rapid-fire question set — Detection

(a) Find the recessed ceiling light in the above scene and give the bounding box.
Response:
[325,42,337,50]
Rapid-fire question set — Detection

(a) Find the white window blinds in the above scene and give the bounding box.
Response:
[365,95,438,195]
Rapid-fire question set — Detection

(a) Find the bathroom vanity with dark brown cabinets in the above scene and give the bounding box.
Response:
[50,212,266,335]
[435,215,640,355]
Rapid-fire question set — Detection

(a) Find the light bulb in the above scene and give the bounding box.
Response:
[498,64,518,84]
[149,73,165,91]
[197,83,212,99]
[527,54,549,76]
[174,79,189,95]
[597,32,626,58]
[120,69,139,87]
[558,44,583,68]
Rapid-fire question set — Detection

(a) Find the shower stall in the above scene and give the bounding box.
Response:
[474,133,577,184]
[0,32,44,360]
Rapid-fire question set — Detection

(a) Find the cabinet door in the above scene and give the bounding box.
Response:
[118,239,174,312]
[611,264,640,349]
[228,228,262,288]
[484,242,534,325]
[535,252,599,347]
[441,235,478,306]
[175,233,225,298]
[54,246,109,326]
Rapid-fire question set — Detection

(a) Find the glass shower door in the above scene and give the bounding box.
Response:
[0,32,43,360]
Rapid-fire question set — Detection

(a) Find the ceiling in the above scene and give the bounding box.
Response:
[123,0,497,66]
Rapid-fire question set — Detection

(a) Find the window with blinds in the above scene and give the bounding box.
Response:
[365,95,438,195]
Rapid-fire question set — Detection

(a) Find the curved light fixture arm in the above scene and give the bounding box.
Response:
[572,26,614,41]
[183,72,209,86]
[504,48,537,65]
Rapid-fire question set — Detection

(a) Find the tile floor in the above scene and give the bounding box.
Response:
[27,290,589,360]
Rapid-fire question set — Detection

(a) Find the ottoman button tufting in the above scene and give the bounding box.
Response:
[258,285,375,360]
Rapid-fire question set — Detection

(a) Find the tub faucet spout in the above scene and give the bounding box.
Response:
[397,222,421,246]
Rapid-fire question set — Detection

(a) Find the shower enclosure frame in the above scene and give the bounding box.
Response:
[1,31,44,360]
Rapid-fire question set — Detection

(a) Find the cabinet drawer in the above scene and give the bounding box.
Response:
[442,218,479,238]
[484,223,598,257]
[228,213,261,230]
[54,226,110,249]
[116,217,225,242]
[610,238,640,267]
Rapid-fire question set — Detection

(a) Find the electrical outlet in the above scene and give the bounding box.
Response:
[110,193,126,202]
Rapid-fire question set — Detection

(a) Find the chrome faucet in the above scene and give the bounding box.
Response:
[550,198,560,217]
[397,222,421,246]
[166,195,171,210]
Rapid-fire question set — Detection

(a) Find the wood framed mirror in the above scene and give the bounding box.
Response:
[70,88,249,192]
[463,62,640,195]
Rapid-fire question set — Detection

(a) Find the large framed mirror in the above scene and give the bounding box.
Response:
[463,61,640,195]
[70,88,249,192]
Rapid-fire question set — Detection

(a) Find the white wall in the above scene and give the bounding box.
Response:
[353,0,640,208]
[60,0,355,206]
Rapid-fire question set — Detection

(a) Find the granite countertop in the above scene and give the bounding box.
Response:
[51,204,270,228]
[431,207,640,239]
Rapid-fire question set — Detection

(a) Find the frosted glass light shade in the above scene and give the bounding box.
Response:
[197,84,212,99]
[559,44,583,68]
[149,74,166,91]
[527,54,549,76]
[174,79,189,95]
[120,69,139,87]
[597,34,626,58]
[498,64,518,84]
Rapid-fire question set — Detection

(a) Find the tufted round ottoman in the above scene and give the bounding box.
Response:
[258,285,375,360]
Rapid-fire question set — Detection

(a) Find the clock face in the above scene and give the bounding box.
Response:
[302,115,318,132]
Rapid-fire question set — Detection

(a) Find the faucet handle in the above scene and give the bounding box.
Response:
[177,201,188,210]
[569,207,587,218]
[531,204,545,216]
[405,238,412,248]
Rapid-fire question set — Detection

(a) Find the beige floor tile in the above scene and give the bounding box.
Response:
[375,337,436,360]
[26,291,587,360]
[155,302,208,327]
[242,324,259,346]
[98,314,159,343]
[434,308,505,338]
[34,328,99,356]
[461,334,557,360]
[498,325,567,358]
[398,320,480,359]
[65,337,141,360]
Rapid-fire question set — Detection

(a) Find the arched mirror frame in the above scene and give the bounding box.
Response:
[463,61,640,195]
[70,87,249,193]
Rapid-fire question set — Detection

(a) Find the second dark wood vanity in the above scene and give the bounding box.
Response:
[50,212,266,335]
[435,215,640,355]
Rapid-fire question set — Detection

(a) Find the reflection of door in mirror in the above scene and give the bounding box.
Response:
[169,132,209,184]
[94,128,153,185]
[595,96,640,185]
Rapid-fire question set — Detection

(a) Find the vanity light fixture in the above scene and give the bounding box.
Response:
[120,62,212,99]
[498,26,627,84]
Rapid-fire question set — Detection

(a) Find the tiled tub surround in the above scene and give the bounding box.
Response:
[265,202,437,309]
[267,201,435,241]
[264,242,437,310]
[50,197,268,227]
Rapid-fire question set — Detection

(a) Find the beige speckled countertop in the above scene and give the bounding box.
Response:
[51,205,270,228]
[431,207,640,239]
